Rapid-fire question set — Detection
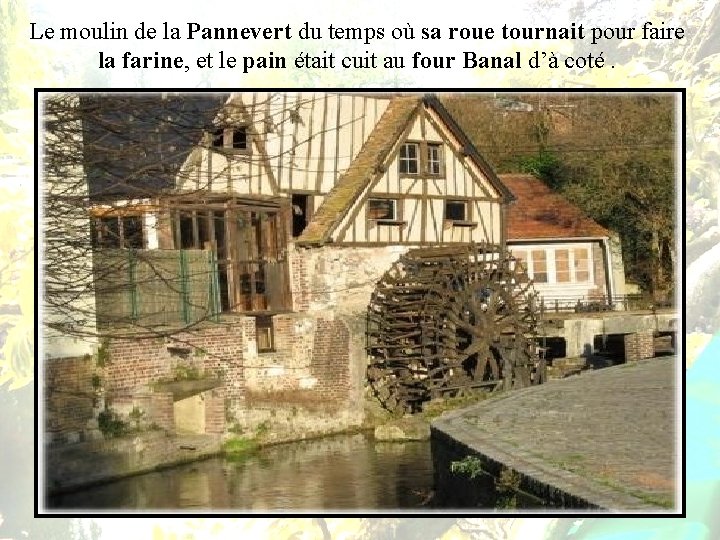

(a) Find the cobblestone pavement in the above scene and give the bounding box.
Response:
[433,356,679,510]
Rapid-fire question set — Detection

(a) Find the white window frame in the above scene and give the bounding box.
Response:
[427,143,443,175]
[512,244,593,286]
[399,142,419,175]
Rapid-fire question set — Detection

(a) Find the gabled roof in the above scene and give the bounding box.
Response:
[296,95,514,246]
[296,96,422,245]
[424,95,515,203]
[501,174,610,240]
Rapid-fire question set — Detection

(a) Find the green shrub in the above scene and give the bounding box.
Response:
[97,408,127,438]
[95,339,111,367]
[496,467,521,509]
[450,455,484,479]
[174,364,201,380]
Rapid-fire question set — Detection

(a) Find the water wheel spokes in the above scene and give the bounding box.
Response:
[367,244,544,413]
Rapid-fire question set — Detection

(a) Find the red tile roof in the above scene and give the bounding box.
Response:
[500,174,610,240]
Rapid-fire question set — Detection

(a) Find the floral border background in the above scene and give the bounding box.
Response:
[1,0,718,537]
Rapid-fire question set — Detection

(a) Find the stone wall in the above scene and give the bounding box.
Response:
[227,311,363,439]
[430,425,597,509]
[45,432,223,495]
[289,244,410,313]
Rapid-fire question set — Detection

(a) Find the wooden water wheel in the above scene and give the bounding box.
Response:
[366,244,545,413]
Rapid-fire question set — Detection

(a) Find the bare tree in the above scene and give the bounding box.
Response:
[42,92,305,342]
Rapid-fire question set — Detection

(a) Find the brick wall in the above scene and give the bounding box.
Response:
[149,391,174,431]
[311,318,351,403]
[624,331,655,362]
[204,387,226,434]
[103,321,247,400]
[45,355,97,442]
[46,245,406,442]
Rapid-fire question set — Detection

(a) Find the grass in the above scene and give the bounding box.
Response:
[222,436,259,461]
[421,391,493,420]
[593,475,674,509]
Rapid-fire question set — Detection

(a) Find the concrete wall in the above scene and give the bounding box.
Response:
[45,432,222,496]
[431,425,593,509]
[609,231,627,296]
[549,312,677,357]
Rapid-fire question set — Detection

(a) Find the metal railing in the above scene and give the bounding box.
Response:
[538,294,674,314]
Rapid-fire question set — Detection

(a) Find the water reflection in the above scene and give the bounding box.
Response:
[49,433,434,510]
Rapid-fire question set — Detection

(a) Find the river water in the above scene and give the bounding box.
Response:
[49,433,435,510]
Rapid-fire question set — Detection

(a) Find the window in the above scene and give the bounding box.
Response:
[169,204,291,314]
[92,215,145,249]
[211,128,224,148]
[511,245,593,285]
[573,248,590,282]
[399,141,444,176]
[531,250,548,283]
[209,127,250,152]
[256,316,275,352]
[555,249,570,283]
[367,199,397,221]
[427,143,442,175]
[399,143,419,174]
[232,128,248,149]
[445,200,468,221]
[93,217,120,248]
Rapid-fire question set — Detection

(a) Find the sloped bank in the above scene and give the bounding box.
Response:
[431,358,676,510]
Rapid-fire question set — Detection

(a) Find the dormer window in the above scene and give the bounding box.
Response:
[210,127,250,153]
[427,143,443,175]
[232,128,248,149]
[211,128,224,147]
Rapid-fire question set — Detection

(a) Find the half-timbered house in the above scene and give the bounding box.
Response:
[45,92,626,444]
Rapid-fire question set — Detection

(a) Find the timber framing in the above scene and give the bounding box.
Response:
[85,92,569,323]
[295,95,511,247]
